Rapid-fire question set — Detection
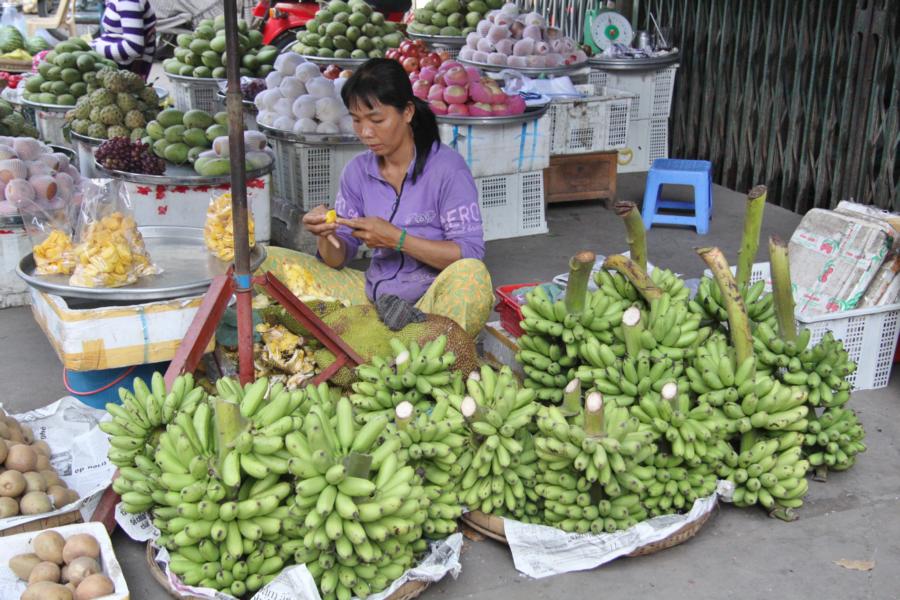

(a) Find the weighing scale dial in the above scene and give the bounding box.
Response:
[590,9,634,50]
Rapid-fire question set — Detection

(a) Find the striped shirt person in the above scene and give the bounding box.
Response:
[92,0,156,77]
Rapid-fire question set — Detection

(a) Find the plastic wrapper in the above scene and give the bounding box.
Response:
[204,191,255,262]
[14,194,75,275]
[69,179,160,288]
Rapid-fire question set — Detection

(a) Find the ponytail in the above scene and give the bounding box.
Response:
[341,58,441,183]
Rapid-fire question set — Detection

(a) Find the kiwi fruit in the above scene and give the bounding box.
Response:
[20,490,52,515]
[23,471,47,493]
[0,469,26,497]
[28,561,61,584]
[33,530,66,565]
[62,534,100,564]
[6,444,37,472]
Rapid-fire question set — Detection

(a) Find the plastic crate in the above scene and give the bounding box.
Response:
[589,64,679,121]
[268,136,365,212]
[170,76,224,113]
[703,262,900,391]
[616,116,668,173]
[0,227,31,308]
[439,114,550,178]
[475,170,547,241]
[495,283,539,337]
[546,85,634,156]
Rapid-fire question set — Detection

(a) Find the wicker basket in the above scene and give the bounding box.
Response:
[147,543,430,600]
[461,507,715,557]
[0,509,82,537]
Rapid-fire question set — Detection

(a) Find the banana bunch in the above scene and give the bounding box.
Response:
[520,284,629,349]
[392,400,467,538]
[685,335,755,406]
[574,351,683,408]
[728,433,809,515]
[642,454,718,517]
[594,269,641,303]
[691,277,775,328]
[452,365,540,517]
[350,336,461,421]
[517,333,578,403]
[805,407,866,471]
[101,372,206,469]
[649,267,691,302]
[287,397,429,600]
[628,294,706,361]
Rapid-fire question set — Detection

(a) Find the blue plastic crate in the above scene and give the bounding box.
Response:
[64,361,170,410]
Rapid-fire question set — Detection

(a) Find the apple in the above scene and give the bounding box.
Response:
[412,79,431,100]
[401,56,420,73]
[323,64,341,80]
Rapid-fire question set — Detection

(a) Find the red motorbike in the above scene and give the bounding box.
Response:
[252,0,408,50]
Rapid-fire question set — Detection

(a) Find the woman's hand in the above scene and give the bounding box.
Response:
[302,205,339,239]
[336,217,401,250]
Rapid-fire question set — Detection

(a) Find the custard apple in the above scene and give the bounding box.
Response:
[71,119,90,135]
[116,92,137,112]
[139,86,159,107]
[89,106,102,122]
[124,109,145,129]
[98,105,123,126]
[107,125,129,138]
[129,127,146,142]
[87,123,107,138]
[103,71,129,93]
[72,100,92,120]
[88,88,113,108]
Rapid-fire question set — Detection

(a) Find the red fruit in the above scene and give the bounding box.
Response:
[323,65,341,80]
[448,103,470,116]
[401,56,420,73]
[428,99,448,115]
[386,49,400,60]
[418,66,437,83]
[412,79,431,100]
[400,40,416,55]
[427,84,445,102]
[419,54,439,69]
[437,51,451,62]
[443,84,468,105]
[413,40,427,52]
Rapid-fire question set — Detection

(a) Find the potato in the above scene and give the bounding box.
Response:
[0,469,25,497]
[31,441,51,458]
[0,438,7,463]
[47,485,69,507]
[5,444,37,472]
[33,530,66,564]
[41,469,63,488]
[62,534,100,564]
[8,552,41,580]
[35,454,51,471]
[0,495,18,516]
[28,560,61,584]
[22,580,73,600]
[64,556,100,586]
[23,471,47,493]
[74,573,114,600]
[20,491,52,515]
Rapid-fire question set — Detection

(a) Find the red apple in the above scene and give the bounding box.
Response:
[400,40,416,55]
[323,64,341,80]
[401,56,420,73]
[412,79,431,100]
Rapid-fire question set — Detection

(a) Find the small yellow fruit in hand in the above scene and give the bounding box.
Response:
[325,209,337,224]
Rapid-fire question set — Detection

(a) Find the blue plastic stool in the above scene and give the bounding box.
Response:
[641,159,713,235]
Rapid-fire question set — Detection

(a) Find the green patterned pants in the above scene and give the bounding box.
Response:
[259,247,494,336]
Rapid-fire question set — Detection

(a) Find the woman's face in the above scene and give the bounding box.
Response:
[349,99,414,157]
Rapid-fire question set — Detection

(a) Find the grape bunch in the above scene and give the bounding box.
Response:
[241,79,266,102]
[96,137,166,175]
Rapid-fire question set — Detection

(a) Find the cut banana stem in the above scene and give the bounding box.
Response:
[614,200,648,272]
[214,397,245,472]
[736,185,767,290]
[461,396,481,421]
[468,371,481,382]
[621,306,643,358]
[394,350,410,373]
[394,401,414,429]
[583,391,604,436]
[696,247,755,367]
[565,251,596,314]
[561,379,582,416]
[768,235,797,342]
[661,381,678,402]
[601,255,663,302]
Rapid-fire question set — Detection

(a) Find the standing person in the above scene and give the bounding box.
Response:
[260,58,493,337]
[91,0,156,80]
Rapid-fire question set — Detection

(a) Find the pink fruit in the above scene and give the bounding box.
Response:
[466,32,480,50]
[471,51,489,64]
[469,81,493,104]
[476,20,491,37]
[448,103,470,116]
[412,79,431,100]
[487,24,510,44]
[487,52,507,66]
[428,99,448,115]
[458,47,476,61]
[427,84,446,102]
[4,178,34,205]
[434,71,446,86]
[468,102,493,117]
[509,20,525,39]
[487,85,507,104]
[465,67,481,84]
[506,94,526,115]
[544,53,563,68]
[419,66,438,83]
[513,38,534,57]
[491,103,510,116]
[443,85,468,105]
[30,175,57,200]
[444,66,469,87]
[522,25,542,41]
[495,38,515,56]
[534,41,549,55]
[476,37,494,54]
[437,60,462,74]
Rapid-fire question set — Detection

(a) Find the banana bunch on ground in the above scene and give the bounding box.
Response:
[649,267,691,302]
[286,396,430,599]
[805,407,866,471]
[594,269,642,303]
[728,433,809,516]
[451,365,540,518]
[691,277,775,328]
[574,349,683,408]
[517,333,577,403]
[642,454,718,517]
[625,294,706,361]
[350,336,462,421]
[392,400,467,538]
[102,372,206,469]
[685,335,753,407]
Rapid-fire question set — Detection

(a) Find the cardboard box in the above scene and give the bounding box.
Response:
[30,288,213,371]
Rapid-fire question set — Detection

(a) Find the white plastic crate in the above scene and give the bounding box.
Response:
[0,227,31,308]
[546,85,634,156]
[589,64,679,121]
[439,114,550,177]
[170,76,224,113]
[616,116,668,173]
[268,136,365,213]
[702,262,900,391]
[475,170,547,241]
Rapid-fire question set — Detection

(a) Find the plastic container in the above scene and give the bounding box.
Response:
[616,116,669,173]
[169,75,224,113]
[495,282,539,337]
[703,262,900,391]
[546,85,634,155]
[0,226,30,308]
[63,361,169,409]
[474,169,547,241]
[438,114,551,178]
[588,64,679,121]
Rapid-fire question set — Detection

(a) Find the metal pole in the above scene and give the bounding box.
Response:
[222,0,255,386]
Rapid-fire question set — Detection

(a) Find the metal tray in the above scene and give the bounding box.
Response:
[17,225,267,301]
[216,90,259,111]
[587,51,681,71]
[435,103,548,126]
[406,31,467,47]
[458,58,589,76]
[258,122,363,146]
[21,86,169,113]
[298,55,367,69]
[69,130,105,146]
[95,159,274,186]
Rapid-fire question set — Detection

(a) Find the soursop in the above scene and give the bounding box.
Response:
[72,100,92,120]
[87,123,107,138]
[122,71,144,92]
[130,127,146,142]
[89,88,114,108]
[116,92,137,112]
[72,119,91,135]
[89,106,103,122]
[103,71,129,93]
[98,105,123,126]
[124,110,145,129]
[107,125,129,138]
[139,86,159,107]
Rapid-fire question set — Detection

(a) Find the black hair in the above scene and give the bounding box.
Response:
[340,58,439,183]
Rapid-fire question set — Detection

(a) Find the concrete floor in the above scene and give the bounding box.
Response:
[1,173,898,598]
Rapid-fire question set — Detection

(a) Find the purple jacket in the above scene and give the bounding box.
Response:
[330,143,485,303]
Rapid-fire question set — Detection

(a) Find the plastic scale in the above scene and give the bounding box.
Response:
[583,7,634,54]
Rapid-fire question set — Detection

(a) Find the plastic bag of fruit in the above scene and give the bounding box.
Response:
[69,179,160,288]
[204,191,255,262]
[13,193,76,275]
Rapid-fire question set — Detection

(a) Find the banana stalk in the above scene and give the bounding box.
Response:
[583,392,604,437]
[736,185,767,289]
[768,235,796,342]
[614,200,647,272]
[561,379,582,416]
[601,255,663,302]
[565,251,596,314]
[697,247,754,368]
[621,306,643,357]
[214,397,245,478]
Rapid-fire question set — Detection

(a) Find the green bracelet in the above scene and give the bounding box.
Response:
[395,228,407,252]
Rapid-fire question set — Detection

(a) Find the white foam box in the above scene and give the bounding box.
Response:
[439,115,551,178]
[480,320,524,379]
[0,521,129,599]
[30,287,213,371]
[122,175,272,244]
[0,227,31,308]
